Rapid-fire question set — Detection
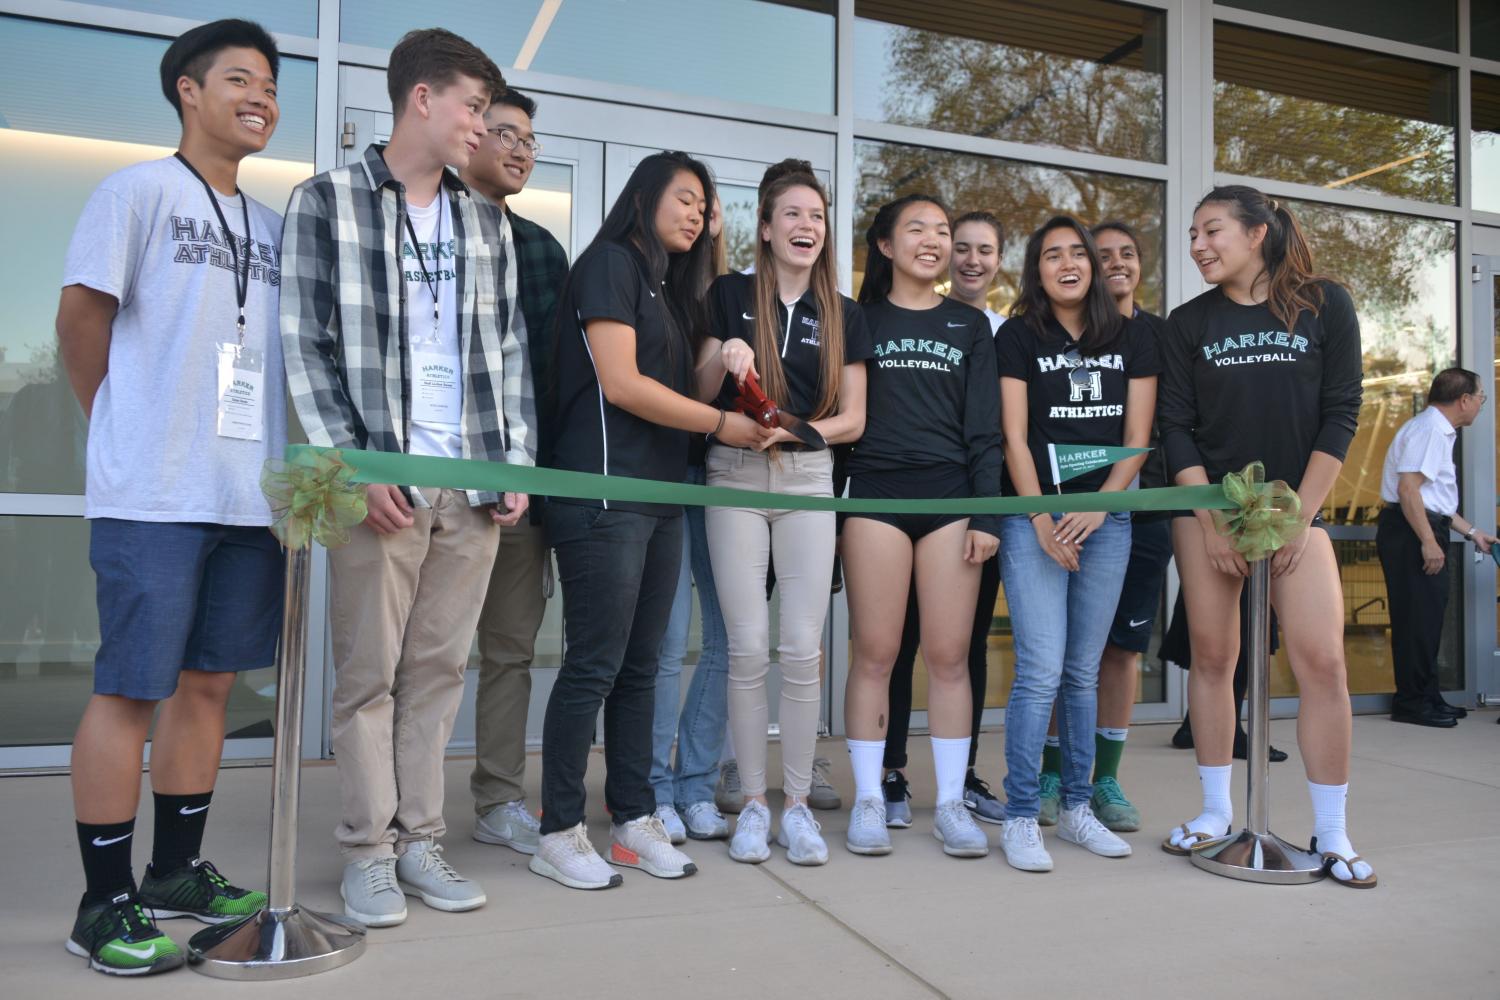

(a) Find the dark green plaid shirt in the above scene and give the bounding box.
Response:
[505,207,568,409]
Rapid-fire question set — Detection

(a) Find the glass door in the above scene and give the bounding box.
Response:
[1471,242,1500,704]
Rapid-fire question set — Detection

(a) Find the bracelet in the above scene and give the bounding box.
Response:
[710,409,726,437]
[1030,511,1049,523]
[1465,526,1477,541]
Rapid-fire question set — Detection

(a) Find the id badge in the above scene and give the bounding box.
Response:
[217,342,264,441]
[411,346,462,424]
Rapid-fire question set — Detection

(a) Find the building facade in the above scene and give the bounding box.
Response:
[3,0,1499,768]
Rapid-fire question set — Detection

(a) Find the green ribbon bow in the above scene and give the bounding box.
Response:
[1210,462,1305,562]
[261,450,368,550]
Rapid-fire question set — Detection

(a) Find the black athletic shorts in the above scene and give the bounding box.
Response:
[841,464,971,542]
[1107,516,1173,653]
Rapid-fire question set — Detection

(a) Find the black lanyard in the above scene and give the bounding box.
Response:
[404,198,444,335]
[174,152,251,342]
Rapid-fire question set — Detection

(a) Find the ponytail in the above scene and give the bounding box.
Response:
[1198,185,1333,333]
[858,193,947,306]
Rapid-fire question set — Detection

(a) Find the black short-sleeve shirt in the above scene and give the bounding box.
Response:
[706,272,873,419]
[995,314,1160,495]
[549,240,690,515]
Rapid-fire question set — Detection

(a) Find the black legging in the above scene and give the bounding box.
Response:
[883,556,1001,770]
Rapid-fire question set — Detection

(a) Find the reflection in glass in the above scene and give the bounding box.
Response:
[343,0,835,115]
[718,183,761,274]
[508,161,575,259]
[1218,0,1457,53]
[1214,24,1457,203]
[853,140,1165,314]
[853,0,1165,162]
[1473,74,1500,215]
[1271,200,1457,526]
[0,19,316,494]
[68,1,318,37]
[1476,0,1500,63]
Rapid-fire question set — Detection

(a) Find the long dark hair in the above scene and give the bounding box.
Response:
[1197,184,1333,333]
[857,193,948,306]
[1011,215,1121,357]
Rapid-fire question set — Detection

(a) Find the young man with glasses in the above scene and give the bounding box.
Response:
[457,87,569,856]
[281,28,534,928]
[56,19,285,976]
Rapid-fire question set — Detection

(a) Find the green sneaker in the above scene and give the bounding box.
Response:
[140,857,266,924]
[1037,771,1061,827]
[1090,775,1141,832]
[67,891,184,976]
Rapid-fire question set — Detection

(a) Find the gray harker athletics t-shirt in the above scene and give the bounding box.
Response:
[62,156,287,525]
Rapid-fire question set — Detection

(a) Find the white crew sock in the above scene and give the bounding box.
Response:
[1096,727,1129,741]
[847,739,885,802]
[1170,764,1234,849]
[721,725,736,765]
[1308,780,1372,881]
[930,736,971,806]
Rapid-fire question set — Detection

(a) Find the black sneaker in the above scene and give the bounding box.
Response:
[139,857,266,924]
[66,890,184,976]
[881,770,912,828]
[962,769,1007,824]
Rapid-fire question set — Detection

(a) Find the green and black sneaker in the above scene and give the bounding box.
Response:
[67,890,184,976]
[139,857,266,924]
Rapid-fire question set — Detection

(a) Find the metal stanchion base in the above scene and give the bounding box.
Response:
[187,904,366,980]
[1190,829,1327,884]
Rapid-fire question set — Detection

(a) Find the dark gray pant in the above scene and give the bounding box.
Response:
[1376,505,1450,714]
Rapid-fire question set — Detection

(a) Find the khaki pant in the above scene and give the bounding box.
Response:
[329,488,499,860]
[470,518,549,813]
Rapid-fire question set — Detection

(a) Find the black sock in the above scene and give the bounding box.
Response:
[150,791,212,875]
[77,819,136,904]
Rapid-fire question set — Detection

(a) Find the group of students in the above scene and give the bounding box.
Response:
[54,18,1376,980]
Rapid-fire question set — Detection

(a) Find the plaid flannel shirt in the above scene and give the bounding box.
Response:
[504,207,568,406]
[280,144,535,506]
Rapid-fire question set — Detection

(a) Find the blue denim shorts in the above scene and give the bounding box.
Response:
[90,519,285,700]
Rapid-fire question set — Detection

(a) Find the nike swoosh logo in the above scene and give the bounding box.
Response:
[92,834,132,847]
[1129,618,1151,628]
[179,805,210,815]
[742,312,754,320]
[110,943,159,959]
[647,289,657,298]
[947,321,967,328]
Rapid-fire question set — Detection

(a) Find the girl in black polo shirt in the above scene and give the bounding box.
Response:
[693,168,871,867]
[841,194,1001,859]
[994,215,1157,873]
[1158,185,1372,888]
[535,152,771,892]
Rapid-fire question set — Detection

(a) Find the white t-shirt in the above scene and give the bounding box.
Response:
[1380,404,1458,515]
[984,308,1004,335]
[62,157,286,525]
[403,193,462,460]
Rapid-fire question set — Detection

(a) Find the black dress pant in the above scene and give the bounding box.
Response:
[1376,505,1451,715]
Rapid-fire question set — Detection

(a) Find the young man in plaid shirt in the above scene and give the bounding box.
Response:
[280,28,534,928]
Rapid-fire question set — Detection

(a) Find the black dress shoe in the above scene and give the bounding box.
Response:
[1232,732,1289,762]
[1391,708,1458,728]
[1432,699,1468,719]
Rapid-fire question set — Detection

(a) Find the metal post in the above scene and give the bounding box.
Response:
[188,546,367,978]
[1191,559,1326,884]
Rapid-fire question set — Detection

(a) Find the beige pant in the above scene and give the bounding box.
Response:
[329,488,499,860]
[705,446,834,799]
[470,518,549,813]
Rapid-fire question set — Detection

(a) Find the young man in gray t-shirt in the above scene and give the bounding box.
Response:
[55,19,286,978]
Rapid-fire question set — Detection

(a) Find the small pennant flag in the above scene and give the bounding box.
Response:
[1047,443,1151,486]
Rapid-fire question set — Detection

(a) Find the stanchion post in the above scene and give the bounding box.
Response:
[187,546,367,978]
[1191,558,1325,884]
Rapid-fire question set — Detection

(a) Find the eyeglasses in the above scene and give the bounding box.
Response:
[1062,348,1094,387]
[485,126,541,159]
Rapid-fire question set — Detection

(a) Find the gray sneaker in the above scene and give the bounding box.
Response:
[932,800,990,858]
[808,756,842,810]
[716,760,744,814]
[729,800,772,864]
[530,823,622,890]
[654,804,687,845]
[777,803,829,866]
[882,770,912,828]
[845,796,892,856]
[340,857,407,927]
[681,800,730,840]
[963,770,1007,825]
[474,799,540,855]
[395,841,486,912]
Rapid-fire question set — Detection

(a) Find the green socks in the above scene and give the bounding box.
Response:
[1093,727,1129,781]
[1040,736,1061,776]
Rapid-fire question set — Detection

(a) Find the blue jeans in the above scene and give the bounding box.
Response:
[1001,512,1131,818]
[649,466,730,808]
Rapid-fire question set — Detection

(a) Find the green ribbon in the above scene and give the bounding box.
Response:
[261,449,368,550]
[1210,462,1305,562]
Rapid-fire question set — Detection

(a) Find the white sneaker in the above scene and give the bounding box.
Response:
[529,823,622,890]
[1001,816,1054,872]
[808,756,842,810]
[932,799,990,858]
[474,799,540,855]
[1058,803,1133,858]
[395,840,486,912]
[610,815,698,878]
[845,795,892,856]
[340,857,407,927]
[729,800,772,864]
[777,803,829,866]
[681,800,730,840]
[655,804,688,845]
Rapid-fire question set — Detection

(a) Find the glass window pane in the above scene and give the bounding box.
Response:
[1214,23,1457,203]
[853,0,1165,162]
[77,1,317,38]
[0,19,315,495]
[1219,0,1456,52]
[342,0,835,115]
[718,182,761,274]
[1475,0,1500,63]
[508,161,575,259]
[1473,74,1500,215]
